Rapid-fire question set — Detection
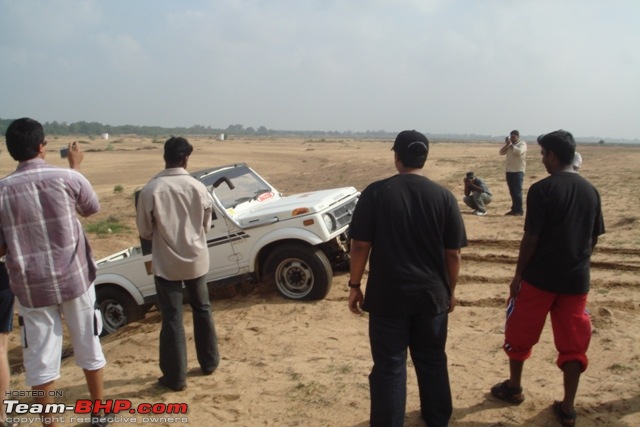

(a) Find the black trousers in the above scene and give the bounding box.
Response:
[369,311,451,427]
[154,275,220,388]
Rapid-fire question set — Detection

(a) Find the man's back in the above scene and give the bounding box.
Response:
[523,172,605,294]
[0,158,99,307]
[350,173,466,316]
[136,168,212,281]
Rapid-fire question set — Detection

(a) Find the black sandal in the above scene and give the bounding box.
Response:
[553,401,577,427]
[490,380,525,404]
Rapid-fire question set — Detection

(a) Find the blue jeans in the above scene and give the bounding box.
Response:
[505,172,524,214]
[155,275,220,388]
[369,312,451,427]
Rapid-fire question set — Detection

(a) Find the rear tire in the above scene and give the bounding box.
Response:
[264,243,332,300]
[96,286,146,335]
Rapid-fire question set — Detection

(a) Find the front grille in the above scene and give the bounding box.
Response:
[330,197,358,229]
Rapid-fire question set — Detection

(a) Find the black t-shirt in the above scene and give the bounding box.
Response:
[349,174,467,316]
[523,172,605,294]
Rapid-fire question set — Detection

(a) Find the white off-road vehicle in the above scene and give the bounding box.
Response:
[94,163,359,334]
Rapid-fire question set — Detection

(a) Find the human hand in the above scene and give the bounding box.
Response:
[448,296,457,313]
[67,141,84,169]
[348,288,364,314]
[509,277,521,300]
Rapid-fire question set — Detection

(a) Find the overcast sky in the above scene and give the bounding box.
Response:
[1,0,639,140]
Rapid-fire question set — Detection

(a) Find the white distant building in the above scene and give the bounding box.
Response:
[102,133,109,140]
[218,133,225,141]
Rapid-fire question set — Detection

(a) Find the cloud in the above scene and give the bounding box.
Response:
[0,0,639,139]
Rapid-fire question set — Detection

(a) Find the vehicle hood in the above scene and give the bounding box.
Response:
[235,186,357,225]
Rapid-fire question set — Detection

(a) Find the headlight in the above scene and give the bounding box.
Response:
[322,213,336,232]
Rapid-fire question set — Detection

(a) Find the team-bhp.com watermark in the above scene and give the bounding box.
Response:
[4,394,189,424]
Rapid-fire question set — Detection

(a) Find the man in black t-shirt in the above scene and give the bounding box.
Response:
[490,130,605,427]
[348,130,467,427]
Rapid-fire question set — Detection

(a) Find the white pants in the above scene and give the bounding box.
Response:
[17,286,106,387]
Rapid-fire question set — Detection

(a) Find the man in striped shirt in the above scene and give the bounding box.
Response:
[0,118,107,427]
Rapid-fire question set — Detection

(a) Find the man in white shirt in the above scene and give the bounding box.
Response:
[499,130,527,216]
[136,137,220,391]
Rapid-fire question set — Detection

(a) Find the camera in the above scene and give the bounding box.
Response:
[60,148,69,158]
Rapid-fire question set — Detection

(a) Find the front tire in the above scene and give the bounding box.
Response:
[264,243,332,300]
[96,286,146,335]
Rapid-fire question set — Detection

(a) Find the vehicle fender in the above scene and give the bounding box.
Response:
[93,274,146,305]
[247,228,324,272]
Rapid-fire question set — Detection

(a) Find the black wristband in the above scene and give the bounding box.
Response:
[348,282,361,288]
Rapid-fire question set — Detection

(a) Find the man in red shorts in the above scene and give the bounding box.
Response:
[490,130,605,427]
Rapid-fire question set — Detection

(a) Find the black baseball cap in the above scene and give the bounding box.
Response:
[391,130,429,155]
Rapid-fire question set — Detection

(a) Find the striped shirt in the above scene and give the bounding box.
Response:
[0,158,99,307]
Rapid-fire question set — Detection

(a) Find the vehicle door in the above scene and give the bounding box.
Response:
[204,196,242,280]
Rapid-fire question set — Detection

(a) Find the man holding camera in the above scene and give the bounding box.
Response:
[499,130,527,216]
[463,171,492,216]
[0,118,108,427]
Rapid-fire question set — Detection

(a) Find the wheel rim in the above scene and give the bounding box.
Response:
[274,258,314,298]
[100,300,126,333]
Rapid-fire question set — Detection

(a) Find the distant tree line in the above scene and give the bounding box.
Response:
[0,118,503,141]
[0,118,395,139]
[1,118,634,144]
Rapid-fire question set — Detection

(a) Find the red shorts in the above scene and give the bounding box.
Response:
[503,280,591,372]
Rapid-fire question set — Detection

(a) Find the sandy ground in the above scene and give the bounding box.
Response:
[2,136,639,426]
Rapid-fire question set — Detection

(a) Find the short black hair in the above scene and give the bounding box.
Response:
[537,130,576,166]
[163,136,193,165]
[510,130,519,136]
[5,117,45,162]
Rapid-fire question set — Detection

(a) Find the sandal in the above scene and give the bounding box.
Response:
[553,401,577,427]
[490,380,525,404]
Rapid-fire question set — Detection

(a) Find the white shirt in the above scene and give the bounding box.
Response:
[500,139,527,173]
[136,167,213,281]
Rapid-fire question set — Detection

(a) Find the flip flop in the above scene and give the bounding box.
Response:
[490,380,525,404]
[553,401,577,427]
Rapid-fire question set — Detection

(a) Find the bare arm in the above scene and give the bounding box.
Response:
[499,137,510,155]
[510,231,539,298]
[445,248,461,313]
[67,141,84,170]
[463,179,471,196]
[348,239,371,314]
[465,179,483,194]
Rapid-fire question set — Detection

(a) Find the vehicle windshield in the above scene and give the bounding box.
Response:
[198,165,275,209]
